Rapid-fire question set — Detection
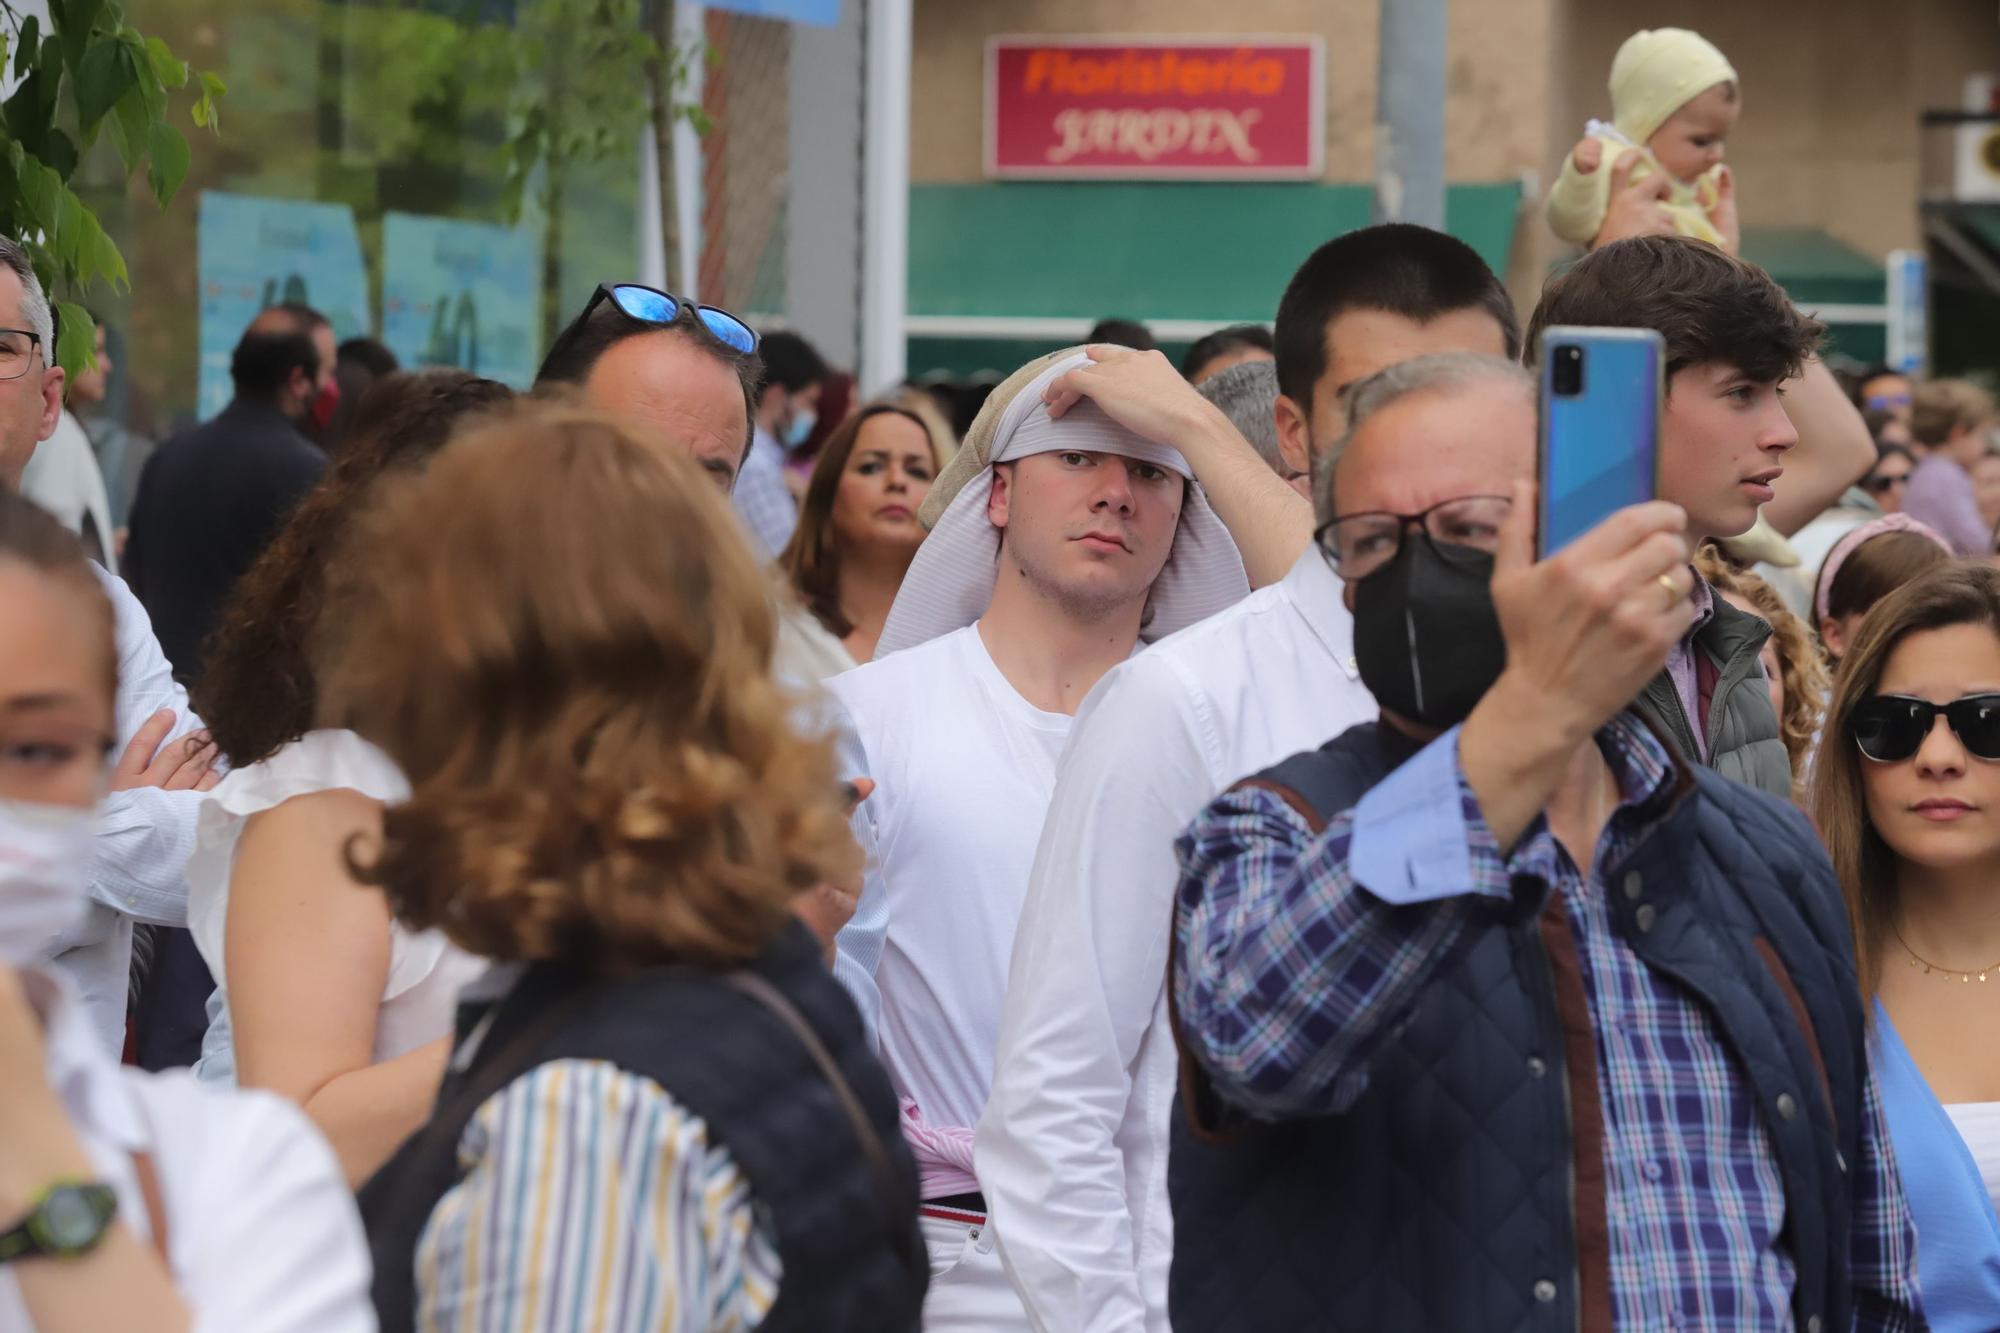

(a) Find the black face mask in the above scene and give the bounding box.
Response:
[1350,537,1507,729]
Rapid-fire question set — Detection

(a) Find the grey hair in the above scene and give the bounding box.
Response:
[1197,358,1285,477]
[1313,352,1534,521]
[0,236,54,360]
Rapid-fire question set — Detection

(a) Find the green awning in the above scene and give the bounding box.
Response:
[906,180,1524,377]
[1738,226,1887,364]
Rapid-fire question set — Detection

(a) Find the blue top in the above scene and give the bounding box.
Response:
[1872,1001,2000,1331]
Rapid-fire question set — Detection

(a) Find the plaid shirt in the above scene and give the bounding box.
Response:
[731,425,797,561]
[1174,713,1922,1332]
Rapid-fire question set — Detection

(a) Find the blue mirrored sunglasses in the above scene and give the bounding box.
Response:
[585,283,758,354]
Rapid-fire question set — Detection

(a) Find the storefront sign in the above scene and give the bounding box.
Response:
[985,36,1324,180]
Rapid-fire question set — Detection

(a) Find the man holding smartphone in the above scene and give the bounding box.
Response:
[1169,352,1921,1333]
[1526,236,1824,796]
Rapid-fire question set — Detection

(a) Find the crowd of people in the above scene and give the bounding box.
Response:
[9,19,2000,1333]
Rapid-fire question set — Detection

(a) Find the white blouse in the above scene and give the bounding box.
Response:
[1946,1101,2000,1215]
[187,729,486,1083]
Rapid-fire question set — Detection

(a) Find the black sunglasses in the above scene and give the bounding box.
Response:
[1863,473,1909,495]
[581,283,758,354]
[1850,693,2000,762]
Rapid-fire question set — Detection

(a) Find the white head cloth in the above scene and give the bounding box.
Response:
[874,348,1248,659]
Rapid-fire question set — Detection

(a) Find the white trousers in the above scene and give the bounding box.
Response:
[919,1211,1033,1331]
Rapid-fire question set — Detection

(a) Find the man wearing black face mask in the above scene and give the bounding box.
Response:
[1167,353,1921,1333]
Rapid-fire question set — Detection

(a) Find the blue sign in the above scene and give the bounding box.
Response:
[706,0,840,25]
[196,192,370,420]
[1886,248,1928,376]
[381,213,544,390]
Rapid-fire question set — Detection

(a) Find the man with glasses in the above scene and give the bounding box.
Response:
[1169,352,1923,1333]
[535,282,761,491]
[0,235,219,1056]
[975,224,1513,1333]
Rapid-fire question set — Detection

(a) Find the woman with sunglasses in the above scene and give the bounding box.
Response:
[1865,444,1916,517]
[1813,562,2000,1328]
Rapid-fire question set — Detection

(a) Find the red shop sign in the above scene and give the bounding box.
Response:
[985,35,1325,180]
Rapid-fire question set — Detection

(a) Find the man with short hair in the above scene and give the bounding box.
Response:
[1196,359,1299,497]
[1902,377,1996,556]
[828,346,1247,1329]
[124,303,334,683]
[1170,352,1921,1332]
[534,283,761,490]
[0,235,217,1054]
[735,329,829,558]
[975,224,1515,1332]
[1180,323,1273,385]
[1526,237,1826,794]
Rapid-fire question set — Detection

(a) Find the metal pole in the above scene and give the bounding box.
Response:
[859,0,911,393]
[671,1,707,301]
[1373,0,1447,229]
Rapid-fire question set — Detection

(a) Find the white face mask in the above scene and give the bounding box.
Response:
[0,798,95,967]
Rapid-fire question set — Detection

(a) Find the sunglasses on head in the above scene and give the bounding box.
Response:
[581,283,758,355]
[1850,693,2000,762]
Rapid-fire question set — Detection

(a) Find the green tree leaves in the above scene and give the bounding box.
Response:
[0,0,222,375]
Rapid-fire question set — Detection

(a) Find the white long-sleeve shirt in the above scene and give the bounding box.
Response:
[974,548,1376,1331]
[1,966,374,1331]
[49,566,206,1053]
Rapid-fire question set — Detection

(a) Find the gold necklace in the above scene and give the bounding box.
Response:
[1893,922,2000,983]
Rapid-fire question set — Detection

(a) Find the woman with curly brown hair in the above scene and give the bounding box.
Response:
[180,371,513,1188]
[339,404,923,1332]
[1695,548,1830,802]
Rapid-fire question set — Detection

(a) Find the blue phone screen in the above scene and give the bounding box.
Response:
[1539,332,1661,556]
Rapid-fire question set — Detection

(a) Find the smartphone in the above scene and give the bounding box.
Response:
[1536,326,1664,557]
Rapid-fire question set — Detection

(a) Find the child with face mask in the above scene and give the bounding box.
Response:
[0,490,372,1331]
[1546,27,1741,250]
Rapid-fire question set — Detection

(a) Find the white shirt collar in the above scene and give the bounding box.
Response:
[1278,545,1360,680]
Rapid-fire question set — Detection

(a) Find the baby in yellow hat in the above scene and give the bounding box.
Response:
[1546,28,1740,249]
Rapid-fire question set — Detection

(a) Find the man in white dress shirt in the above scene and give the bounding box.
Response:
[826,346,1250,1329]
[0,237,217,1054]
[975,225,1524,1332]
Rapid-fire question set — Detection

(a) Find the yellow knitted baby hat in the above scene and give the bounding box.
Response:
[1609,28,1738,147]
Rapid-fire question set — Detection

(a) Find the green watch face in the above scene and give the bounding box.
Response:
[29,1184,116,1256]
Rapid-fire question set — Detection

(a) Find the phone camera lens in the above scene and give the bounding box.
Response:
[1552,345,1584,397]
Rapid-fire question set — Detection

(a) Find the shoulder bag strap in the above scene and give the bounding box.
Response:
[720,970,921,1270]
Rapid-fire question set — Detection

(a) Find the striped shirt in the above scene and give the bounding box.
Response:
[1175,713,1922,1331]
[415,1058,781,1332]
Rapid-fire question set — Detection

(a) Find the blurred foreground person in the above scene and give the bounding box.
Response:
[336,405,925,1332]
[1814,563,2000,1331]
[0,490,370,1331]
[185,372,513,1190]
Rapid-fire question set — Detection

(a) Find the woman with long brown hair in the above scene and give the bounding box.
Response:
[1811,562,2000,1327]
[777,393,954,673]
[335,404,923,1330]
[182,371,512,1186]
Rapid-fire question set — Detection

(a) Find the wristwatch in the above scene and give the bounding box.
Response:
[0,1181,118,1262]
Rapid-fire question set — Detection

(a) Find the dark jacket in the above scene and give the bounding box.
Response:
[123,398,324,682]
[1168,722,1877,1333]
[1634,591,1791,799]
[359,922,927,1333]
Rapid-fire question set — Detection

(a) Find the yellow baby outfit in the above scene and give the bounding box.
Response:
[1546,28,1738,247]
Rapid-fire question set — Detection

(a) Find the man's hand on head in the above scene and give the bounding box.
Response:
[108,709,222,793]
[1043,345,1241,459]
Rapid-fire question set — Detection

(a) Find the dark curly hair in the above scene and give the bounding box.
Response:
[195,370,514,766]
[315,404,857,973]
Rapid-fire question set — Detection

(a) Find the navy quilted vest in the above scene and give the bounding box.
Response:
[1168,722,1869,1333]
[361,923,927,1332]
